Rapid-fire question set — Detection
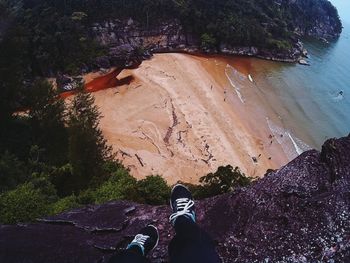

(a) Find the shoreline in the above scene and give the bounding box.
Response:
[86,53,300,184]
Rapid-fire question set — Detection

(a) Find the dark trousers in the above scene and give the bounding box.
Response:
[108,216,221,263]
[108,248,151,263]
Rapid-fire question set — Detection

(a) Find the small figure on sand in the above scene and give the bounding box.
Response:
[211,85,213,90]
[224,88,227,102]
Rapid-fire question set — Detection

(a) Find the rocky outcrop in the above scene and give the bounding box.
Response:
[90,18,194,68]
[1,135,349,262]
[291,0,342,40]
[90,19,306,66]
[89,0,342,68]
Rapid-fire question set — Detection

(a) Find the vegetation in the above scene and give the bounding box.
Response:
[0,160,254,224]
[0,79,111,224]
[0,182,52,224]
[136,175,171,205]
[183,165,254,199]
[0,0,341,77]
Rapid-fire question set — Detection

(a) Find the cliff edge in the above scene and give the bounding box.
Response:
[0,135,349,263]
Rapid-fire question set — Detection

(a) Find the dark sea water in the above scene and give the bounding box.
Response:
[247,0,350,150]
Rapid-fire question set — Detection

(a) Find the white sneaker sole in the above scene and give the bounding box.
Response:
[147,224,159,252]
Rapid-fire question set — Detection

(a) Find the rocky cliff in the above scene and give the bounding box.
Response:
[1,135,349,263]
[87,0,342,69]
[291,0,342,40]
[90,18,307,69]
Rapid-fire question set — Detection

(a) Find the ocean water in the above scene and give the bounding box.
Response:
[244,0,350,150]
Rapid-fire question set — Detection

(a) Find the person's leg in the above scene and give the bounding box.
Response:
[108,247,151,263]
[108,225,158,263]
[168,185,221,263]
[169,216,220,263]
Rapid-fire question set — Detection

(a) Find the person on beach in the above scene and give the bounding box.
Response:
[108,184,221,263]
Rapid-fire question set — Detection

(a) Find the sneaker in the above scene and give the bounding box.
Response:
[126,225,159,256]
[169,184,196,225]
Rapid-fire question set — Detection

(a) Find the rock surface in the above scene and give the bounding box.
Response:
[292,0,342,40]
[1,135,349,262]
[90,19,306,66]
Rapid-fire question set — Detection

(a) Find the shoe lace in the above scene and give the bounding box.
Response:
[131,234,150,246]
[169,198,194,224]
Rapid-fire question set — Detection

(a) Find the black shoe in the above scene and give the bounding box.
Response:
[169,184,196,225]
[126,225,159,256]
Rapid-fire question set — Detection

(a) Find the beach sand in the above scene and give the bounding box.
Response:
[88,53,291,184]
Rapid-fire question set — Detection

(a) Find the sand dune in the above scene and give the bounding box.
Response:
[90,53,289,184]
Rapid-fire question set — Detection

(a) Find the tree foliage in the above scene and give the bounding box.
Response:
[136,175,171,205]
[67,91,113,192]
[184,165,254,199]
[0,182,51,224]
[199,165,252,194]
[28,80,68,165]
[93,167,138,204]
[0,151,27,193]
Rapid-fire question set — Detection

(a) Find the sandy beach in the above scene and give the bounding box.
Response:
[87,53,291,184]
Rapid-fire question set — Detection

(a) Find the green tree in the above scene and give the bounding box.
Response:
[136,175,171,205]
[28,80,68,165]
[198,165,252,198]
[0,22,29,122]
[67,90,113,193]
[183,165,254,199]
[0,151,27,193]
[0,182,51,224]
[94,167,138,204]
[50,195,79,215]
[200,33,217,50]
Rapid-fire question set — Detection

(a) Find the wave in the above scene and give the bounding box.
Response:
[266,118,312,160]
[225,64,247,81]
[225,65,245,103]
[332,93,344,102]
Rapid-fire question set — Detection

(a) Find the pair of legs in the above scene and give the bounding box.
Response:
[108,185,221,263]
